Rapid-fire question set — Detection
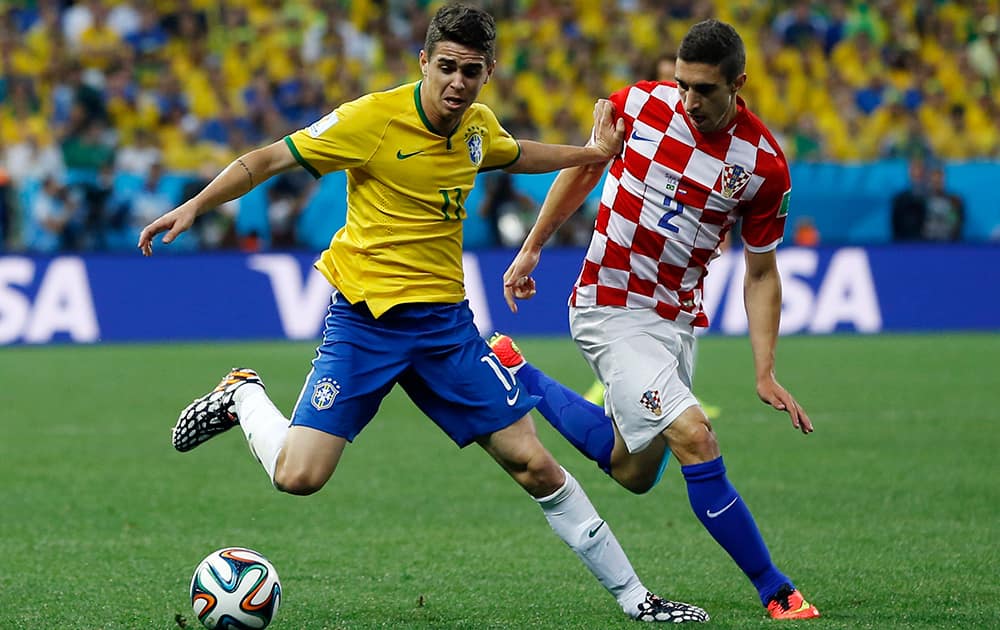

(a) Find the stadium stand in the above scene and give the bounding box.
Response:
[0,0,997,252]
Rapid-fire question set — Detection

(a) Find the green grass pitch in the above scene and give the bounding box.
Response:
[1,333,998,629]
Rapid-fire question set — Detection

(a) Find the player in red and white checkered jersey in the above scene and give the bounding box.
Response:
[492,19,820,621]
[572,76,790,324]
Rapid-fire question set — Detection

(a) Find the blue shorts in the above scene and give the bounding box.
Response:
[290,293,540,447]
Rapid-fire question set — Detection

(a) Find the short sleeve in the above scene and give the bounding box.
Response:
[284,96,383,178]
[477,106,521,171]
[740,164,790,252]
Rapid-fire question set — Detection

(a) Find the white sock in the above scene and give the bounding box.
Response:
[233,384,289,485]
[535,468,649,616]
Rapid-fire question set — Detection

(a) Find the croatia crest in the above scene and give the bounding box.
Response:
[311,377,341,411]
[466,133,483,166]
[721,163,752,199]
[640,390,662,416]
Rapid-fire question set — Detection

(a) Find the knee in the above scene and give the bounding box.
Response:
[518,452,565,498]
[273,462,329,496]
[668,412,720,463]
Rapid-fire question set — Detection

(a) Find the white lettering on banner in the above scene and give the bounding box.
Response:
[776,249,820,334]
[248,254,331,339]
[701,248,882,334]
[462,253,492,336]
[249,253,493,340]
[0,257,33,343]
[810,248,882,333]
[0,256,99,344]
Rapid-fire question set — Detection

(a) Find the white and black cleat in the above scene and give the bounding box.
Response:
[172,368,263,452]
[633,592,709,623]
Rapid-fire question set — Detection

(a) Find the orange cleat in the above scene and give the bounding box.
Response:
[766,585,820,620]
[487,333,526,373]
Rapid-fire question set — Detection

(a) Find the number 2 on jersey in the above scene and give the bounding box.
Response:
[658,195,685,233]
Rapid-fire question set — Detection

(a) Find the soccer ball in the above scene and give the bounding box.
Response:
[190,547,282,629]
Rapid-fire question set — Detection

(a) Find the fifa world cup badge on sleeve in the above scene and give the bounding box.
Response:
[308,112,339,137]
[778,189,791,217]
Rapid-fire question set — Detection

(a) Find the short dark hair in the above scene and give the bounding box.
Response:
[677,19,746,84]
[424,3,496,61]
[645,53,677,82]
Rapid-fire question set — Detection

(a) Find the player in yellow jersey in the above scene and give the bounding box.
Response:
[138,3,708,623]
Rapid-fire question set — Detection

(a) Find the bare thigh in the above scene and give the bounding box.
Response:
[476,414,564,498]
[608,403,716,492]
[274,425,348,495]
[609,424,668,486]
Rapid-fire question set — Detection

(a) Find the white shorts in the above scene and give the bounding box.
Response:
[569,306,699,454]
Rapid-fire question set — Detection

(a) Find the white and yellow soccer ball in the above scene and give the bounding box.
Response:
[190,547,282,629]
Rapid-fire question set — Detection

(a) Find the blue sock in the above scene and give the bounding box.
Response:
[515,364,614,473]
[681,457,790,605]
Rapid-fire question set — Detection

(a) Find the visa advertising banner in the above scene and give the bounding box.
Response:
[1,244,997,345]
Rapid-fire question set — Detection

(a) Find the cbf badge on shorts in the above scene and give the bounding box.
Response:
[311,377,341,410]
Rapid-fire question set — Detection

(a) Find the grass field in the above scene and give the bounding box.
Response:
[1,333,998,629]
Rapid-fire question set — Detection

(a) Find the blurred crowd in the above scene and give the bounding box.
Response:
[0,0,997,252]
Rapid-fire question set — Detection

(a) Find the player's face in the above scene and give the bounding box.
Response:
[419,41,494,131]
[674,59,745,133]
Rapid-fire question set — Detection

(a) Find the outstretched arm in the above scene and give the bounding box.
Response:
[137,139,299,256]
[506,99,623,174]
[502,159,607,312]
[744,248,813,434]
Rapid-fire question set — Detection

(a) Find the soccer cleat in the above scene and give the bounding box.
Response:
[172,368,264,452]
[487,332,526,373]
[632,592,709,623]
[766,584,820,620]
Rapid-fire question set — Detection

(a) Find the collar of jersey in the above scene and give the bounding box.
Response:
[414,80,461,149]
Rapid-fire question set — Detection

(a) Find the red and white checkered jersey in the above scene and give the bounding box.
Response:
[571,80,791,327]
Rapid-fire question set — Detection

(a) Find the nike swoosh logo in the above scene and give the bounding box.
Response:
[396,149,424,159]
[506,389,519,406]
[630,130,656,142]
[706,496,739,519]
[588,521,606,537]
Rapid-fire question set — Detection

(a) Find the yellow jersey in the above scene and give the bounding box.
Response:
[285,81,521,317]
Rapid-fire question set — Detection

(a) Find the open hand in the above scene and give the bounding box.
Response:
[137,203,197,256]
[757,377,813,434]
